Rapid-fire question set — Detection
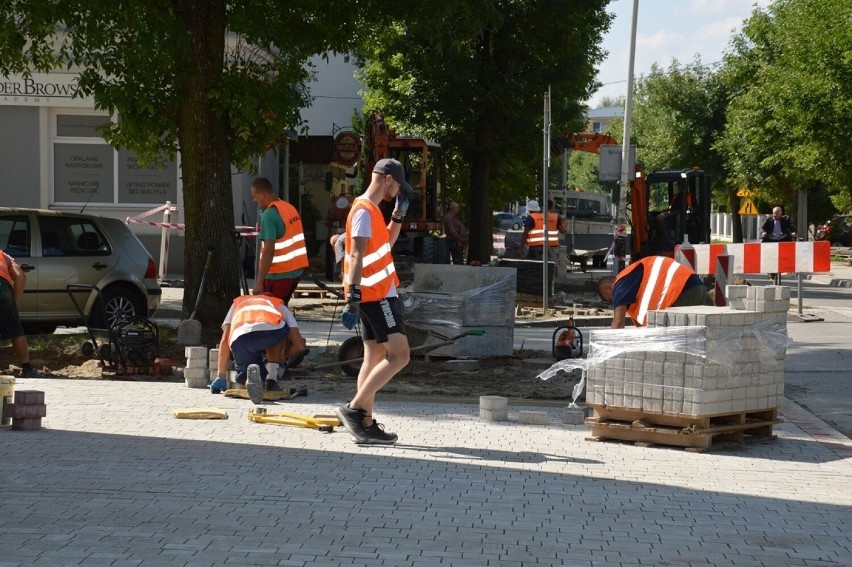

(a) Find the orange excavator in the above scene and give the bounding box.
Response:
[326,111,446,270]
[550,132,709,260]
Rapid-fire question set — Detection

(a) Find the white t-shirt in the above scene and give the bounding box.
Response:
[222,300,298,346]
[350,203,397,298]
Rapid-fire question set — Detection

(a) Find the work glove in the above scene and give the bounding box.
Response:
[394,191,410,218]
[210,374,228,394]
[341,285,361,330]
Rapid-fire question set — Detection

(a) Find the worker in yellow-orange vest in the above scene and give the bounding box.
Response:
[522,199,565,260]
[250,177,308,305]
[335,158,413,445]
[596,256,707,328]
[214,294,306,403]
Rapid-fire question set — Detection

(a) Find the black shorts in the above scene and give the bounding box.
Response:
[0,296,25,340]
[359,297,406,343]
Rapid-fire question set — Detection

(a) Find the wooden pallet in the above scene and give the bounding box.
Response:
[293,284,341,300]
[585,404,782,452]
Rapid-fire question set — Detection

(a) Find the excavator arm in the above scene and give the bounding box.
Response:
[550,132,619,155]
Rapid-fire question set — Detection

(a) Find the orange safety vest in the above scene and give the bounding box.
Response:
[265,200,309,275]
[343,199,399,302]
[527,212,561,247]
[620,256,694,327]
[228,295,287,345]
[0,252,16,287]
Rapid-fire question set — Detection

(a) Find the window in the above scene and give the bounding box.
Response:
[1,215,31,258]
[51,111,179,207]
[38,215,110,257]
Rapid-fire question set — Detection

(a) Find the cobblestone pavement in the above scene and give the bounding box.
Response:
[1,378,850,567]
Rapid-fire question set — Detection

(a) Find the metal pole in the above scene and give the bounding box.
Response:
[542,86,551,312]
[613,0,639,276]
[283,139,290,201]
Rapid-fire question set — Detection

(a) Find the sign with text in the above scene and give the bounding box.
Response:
[118,149,178,204]
[1,73,91,107]
[53,143,113,204]
[332,131,361,166]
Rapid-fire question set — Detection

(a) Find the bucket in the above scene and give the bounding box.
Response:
[0,376,15,426]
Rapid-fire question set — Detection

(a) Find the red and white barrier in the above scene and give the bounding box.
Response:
[714,253,731,306]
[675,241,831,275]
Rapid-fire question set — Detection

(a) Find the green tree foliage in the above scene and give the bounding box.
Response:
[354,1,613,263]
[717,0,852,215]
[0,1,353,324]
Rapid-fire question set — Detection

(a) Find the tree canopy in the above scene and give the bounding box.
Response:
[716,0,852,213]
[355,1,613,262]
[0,0,356,323]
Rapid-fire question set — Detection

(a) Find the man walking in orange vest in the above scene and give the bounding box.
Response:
[213,293,306,404]
[250,177,309,305]
[596,256,707,329]
[334,158,412,444]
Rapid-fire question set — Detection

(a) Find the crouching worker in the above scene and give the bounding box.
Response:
[212,294,306,404]
[596,256,707,329]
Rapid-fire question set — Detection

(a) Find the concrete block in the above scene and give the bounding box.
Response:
[479,407,509,422]
[185,357,208,369]
[480,395,507,411]
[183,367,208,381]
[12,417,41,431]
[5,403,47,419]
[184,346,207,360]
[518,410,549,425]
[208,349,219,363]
[562,406,586,425]
[14,390,44,405]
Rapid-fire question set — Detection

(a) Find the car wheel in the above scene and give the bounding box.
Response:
[91,286,144,328]
[512,222,521,230]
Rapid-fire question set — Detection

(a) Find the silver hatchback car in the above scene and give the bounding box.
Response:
[1,208,161,332]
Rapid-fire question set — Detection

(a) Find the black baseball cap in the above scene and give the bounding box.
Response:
[373,158,413,195]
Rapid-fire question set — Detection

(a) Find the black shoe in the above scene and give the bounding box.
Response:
[334,404,368,443]
[265,379,282,392]
[20,366,46,378]
[358,420,398,445]
[246,370,264,405]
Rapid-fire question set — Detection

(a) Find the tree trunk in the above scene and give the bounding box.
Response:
[467,120,495,264]
[174,0,240,326]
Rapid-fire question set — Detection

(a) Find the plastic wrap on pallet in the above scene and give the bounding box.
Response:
[402,274,516,330]
[537,315,790,407]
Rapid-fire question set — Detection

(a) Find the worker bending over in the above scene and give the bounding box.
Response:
[596,256,707,329]
[213,294,306,404]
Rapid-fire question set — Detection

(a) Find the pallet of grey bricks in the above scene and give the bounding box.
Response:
[5,390,46,431]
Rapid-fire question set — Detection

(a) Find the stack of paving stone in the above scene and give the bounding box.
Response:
[404,264,516,358]
[5,390,46,431]
[183,346,209,389]
[586,285,789,417]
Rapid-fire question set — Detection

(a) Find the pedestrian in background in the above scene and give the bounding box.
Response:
[443,201,467,265]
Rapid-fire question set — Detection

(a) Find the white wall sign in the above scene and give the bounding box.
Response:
[1,73,92,107]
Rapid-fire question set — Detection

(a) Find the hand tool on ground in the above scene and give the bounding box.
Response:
[248,407,340,432]
[178,247,215,346]
[223,387,307,401]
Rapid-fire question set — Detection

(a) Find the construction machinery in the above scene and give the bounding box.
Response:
[326,111,447,274]
[550,132,710,262]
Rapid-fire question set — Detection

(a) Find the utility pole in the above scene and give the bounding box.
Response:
[613,0,639,275]
[542,86,551,312]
